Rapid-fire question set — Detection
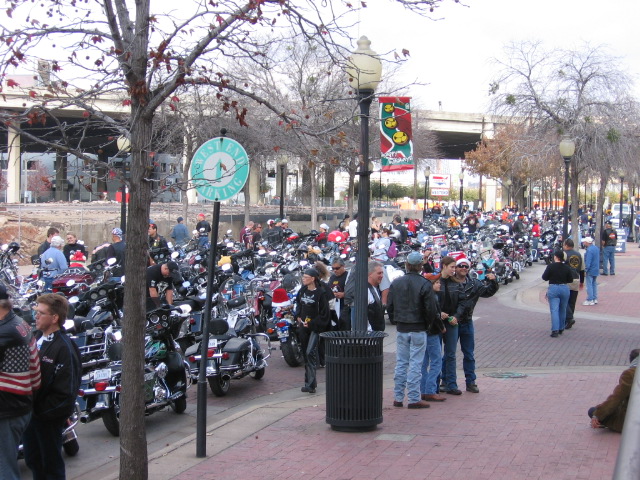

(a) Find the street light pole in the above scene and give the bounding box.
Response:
[277,157,287,219]
[559,137,576,241]
[619,172,625,229]
[422,166,430,220]
[116,135,131,236]
[458,170,464,216]
[346,36,382,332]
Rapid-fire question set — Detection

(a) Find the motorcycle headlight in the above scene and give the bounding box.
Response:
[149,313,160,324]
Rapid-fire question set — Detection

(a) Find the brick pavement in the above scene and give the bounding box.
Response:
[120,247,639,480]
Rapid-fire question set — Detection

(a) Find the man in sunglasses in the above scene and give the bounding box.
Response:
[328,258,349,330]
[446,257,498,394]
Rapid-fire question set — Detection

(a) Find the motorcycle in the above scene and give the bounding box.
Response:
[18,403,81,459]
[185,296,270,396]
[78,304,192,436]
[275,309,305,367]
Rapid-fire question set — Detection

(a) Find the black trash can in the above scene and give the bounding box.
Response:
[320,330,387,431]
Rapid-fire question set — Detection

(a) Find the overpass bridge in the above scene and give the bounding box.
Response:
[0,82,508,203]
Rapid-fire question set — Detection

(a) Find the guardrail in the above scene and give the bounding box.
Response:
[612,367,640,479]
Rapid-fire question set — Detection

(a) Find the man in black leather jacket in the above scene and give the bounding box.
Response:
[443,257,499,394]
[23,293,81,480]
[388,252,439,409]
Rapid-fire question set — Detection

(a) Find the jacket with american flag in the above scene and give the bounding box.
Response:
[0,311,41,419]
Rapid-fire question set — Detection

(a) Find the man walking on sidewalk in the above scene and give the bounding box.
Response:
[563,238,584,328]
[583,237,599,306]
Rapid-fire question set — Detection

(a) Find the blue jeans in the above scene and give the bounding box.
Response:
[420,333,443,395]
[547,284,570,332]
[394,331,427,404]
[442,324,459,389]
[459,322,476,386]
[23,415,67,480]
[0,412,30,480]
[602,246,615,274]
[586,275,598,302]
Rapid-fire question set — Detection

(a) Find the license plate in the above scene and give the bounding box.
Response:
[208,339,218,348]
[94,368,111,381]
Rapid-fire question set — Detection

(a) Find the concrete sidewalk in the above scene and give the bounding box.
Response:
[102,247,639,480]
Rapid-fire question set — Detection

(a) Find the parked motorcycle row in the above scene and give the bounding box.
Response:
[0,216,555,454]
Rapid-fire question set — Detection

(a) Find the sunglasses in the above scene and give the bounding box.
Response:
[457,264,470,269]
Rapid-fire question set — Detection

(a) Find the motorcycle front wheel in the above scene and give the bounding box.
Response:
[281,336,304,367]
[102,408,120,437]
[63,439,80,457]
[208,376,230,396]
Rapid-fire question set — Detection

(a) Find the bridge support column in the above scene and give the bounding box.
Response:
[249,163,260,205]
[6,126,21,203]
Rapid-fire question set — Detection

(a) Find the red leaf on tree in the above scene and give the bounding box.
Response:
[169,103,176,111]
[171,95,179,102]
[402,48,410,57]
[29,90,37,98]
[122,99,131,106]
[216,14,224,24]
[273,146,280,153]
[7,79,18,87]
[82,111,90,118]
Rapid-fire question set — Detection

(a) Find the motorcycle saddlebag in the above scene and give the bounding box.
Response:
[165,351,184,374]
[222,337,251,366]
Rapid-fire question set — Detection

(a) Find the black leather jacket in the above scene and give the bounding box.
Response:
[387,272,439,331]
[456,276,499,324]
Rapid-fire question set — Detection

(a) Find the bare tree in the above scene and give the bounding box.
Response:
[489,40,640,239]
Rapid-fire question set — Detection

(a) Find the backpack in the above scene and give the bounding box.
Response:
[387,240,398,259]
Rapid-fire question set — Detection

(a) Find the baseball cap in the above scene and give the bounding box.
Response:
[320,223,329,230]
[177,217,184,222]
[267,219,274,225]
[112,227,123,237]
[407,251,424,265]
[583,237,594,243]
[281,219,289,224]
[605,220,612,225]
[456,258,471,267]
[0,284,8,300]
[303,267,319,278]
[165,261,182,283]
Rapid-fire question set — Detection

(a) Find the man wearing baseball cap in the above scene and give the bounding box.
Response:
[195,213,211,247]
[387,251,440,409]
[146,261,182,305]
[106,228,126,281]
[601,220,617,275]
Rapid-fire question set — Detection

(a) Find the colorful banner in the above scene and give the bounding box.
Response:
[379,96,413,171]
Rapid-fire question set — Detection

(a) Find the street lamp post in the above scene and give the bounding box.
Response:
[346,36,382,332]
[422,166,431,220]
[277,157,287,219]
[458,170,464,215]
[116,135,131,236]
[505,179,512,208]
[559,137,576,241]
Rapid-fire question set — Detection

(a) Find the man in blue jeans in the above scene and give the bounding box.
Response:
[388,252,439,409]
[601,220,617,275]
[442,257,499,394]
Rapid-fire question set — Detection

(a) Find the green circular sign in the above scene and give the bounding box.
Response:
[190,137,250,201]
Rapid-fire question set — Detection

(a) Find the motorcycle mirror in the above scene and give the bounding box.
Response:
[182,280,191,288]
[171,251,179,259]
[179,304,192,314]
[106,257,117,266]
[68,296,79,304]
[167,242,174,249]
[66,279,76,287]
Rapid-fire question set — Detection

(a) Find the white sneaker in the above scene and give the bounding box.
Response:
[582,300,594,306]
[593,299,598,304]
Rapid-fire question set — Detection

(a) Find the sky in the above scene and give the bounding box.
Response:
[353,0,640,113]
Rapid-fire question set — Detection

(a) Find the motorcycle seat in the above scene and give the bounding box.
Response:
[223,336,251,353]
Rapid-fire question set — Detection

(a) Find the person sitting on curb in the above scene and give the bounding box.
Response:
[588,348,639,432]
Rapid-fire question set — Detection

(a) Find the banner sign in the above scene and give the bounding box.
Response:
[379,96,413,171]
[429,173,451,188]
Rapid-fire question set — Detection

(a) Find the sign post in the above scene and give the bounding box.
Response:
[192,131,249,458]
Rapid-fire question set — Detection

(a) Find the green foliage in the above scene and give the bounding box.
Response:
[505,94,516,105]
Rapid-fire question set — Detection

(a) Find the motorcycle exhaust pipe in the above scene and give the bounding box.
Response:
[79,414,91,424]
[221,374,231,382]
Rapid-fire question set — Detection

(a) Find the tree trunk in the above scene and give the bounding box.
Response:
[119,116,152,479]
[325,164,335,207]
